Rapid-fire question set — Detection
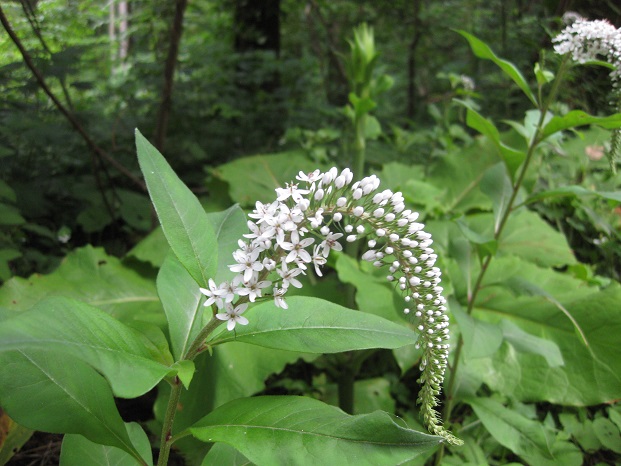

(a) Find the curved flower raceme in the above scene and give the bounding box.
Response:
[553,15,621,85]
[200,167,461,445]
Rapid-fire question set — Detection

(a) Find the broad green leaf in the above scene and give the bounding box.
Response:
[0,246,161,324]
[454,218,497,259]
[480,163,513,234]
[189,396,441,465]
[0,350,142,463]
[467,210,576,267]
[474,280,621,405]
[451,298,502,359]
[208,296,418,353]
[467,397,582,466]
[60,422,152,466]
[127,226,169,268]
[456,30,537,106]
[559,413,602,452]
[201,443,252,466]
[212,151,321,207]
[0,296,173,398]
[135,130,217,287]
[157,252,205,360]
[153,344,310,465]
[542,111,621,139]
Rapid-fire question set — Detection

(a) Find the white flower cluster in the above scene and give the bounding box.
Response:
[200,167,458,443]
[553,16,621,85]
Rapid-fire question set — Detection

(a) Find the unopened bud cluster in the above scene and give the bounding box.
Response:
[200,167,460,444]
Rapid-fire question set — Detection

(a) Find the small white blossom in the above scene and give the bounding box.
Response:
[216,303,249,331]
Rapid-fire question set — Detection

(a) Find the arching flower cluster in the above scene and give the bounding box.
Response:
[200,167,460,444]
[553,15,621,85]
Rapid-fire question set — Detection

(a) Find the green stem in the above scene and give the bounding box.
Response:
[156,316,222,466]
[434,56,569,465]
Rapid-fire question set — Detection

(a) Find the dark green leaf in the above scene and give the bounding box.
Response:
[0,350,143,463]
[542,111,621,139]
[0,297,172,398]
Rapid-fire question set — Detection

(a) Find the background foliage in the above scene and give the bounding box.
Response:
[1,0,620,465]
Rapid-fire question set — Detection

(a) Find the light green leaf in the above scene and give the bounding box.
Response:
[60,422,152,466]
[0,350,143,463]
[542,111,621,139]
[201,443,252,466]
[127,226,169,268]
[480,163,513,234]
[456,30,537,106]
[135,130,217,287]
[451,298,503,359]
[157,252,205,360]
[467,397,582,466]
[0,296,173,398]
[208,296,418,353]
[500,320,564,367]
[0,246,161,324]
[189,396,441,465]
[592,418,621,453]
[170,360,196,390]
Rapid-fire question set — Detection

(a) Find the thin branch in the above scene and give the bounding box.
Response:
[153,0,188,152]
[0,4,146,191]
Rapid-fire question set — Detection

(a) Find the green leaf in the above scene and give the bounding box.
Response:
[0,246,161,324]
[189,396,441,465]
[592,418,621,453]
[135,130,217,287]
[201,443,252,466]
[208,296,418,353]
[0,203,25,226]
[127,226,169,268]
[157,252,205,360]
[60,422,153,466]
[542,111,621,139]
[451,298,503,359]
[212,151,322,207]
[467,397,582,466]
[500,320,564,367]
[153,344,310,465]
[525,185,621,205]
[457,102,526,178]
[0,350,143,463]
[455,218,497,259]
[170,360,196,389]
[480,163,513,234]
[0,297,173,398]
[456,30,537,106]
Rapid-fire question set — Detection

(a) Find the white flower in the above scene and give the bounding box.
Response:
[216,303,249,331]
[311,245,327,276]
[229,249,264,282]
[199,279,226,307]
[237,276,272,302]
[276,182,310,203]
[277,260,304,289]
[319,232,343,257]
[280,230,315,263]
